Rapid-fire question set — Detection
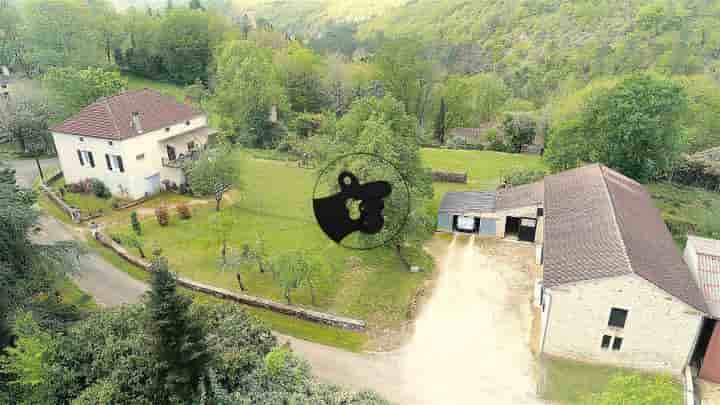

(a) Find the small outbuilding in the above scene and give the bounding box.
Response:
[437,191,497,235]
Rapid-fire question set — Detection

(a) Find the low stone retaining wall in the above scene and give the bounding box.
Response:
[432,170,468,184]
[40,183,81,223]
[94,231,367,331]
[45,170,64,185]
[114,195,151,210]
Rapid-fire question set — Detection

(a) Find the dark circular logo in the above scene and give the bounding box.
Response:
[312,152,411,250]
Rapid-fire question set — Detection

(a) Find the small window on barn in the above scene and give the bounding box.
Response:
[185,120,191,126]
[608,308,628,328]
[136,153,145,161]
[79,137,84,142]
[108,141,113,146]
[612,337,623,351]
[601,335,612,350]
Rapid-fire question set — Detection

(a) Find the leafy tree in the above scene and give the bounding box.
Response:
[130,211,142,235]
[213,40,288,147]
[187,144,239,196]
[545,73,688,181]
[434,97,447,144]
[502,112,538,153]
[271,251,320,305]
[318,96,434,268]
[374,38,436,128]
[21,0,100,71]
[189,0,203,10]
[43,67,127,118]
[0,312,55,404]
[88,0,124,64]
[0,87,53,154]
[275,43,327,114]
[145,253,211,403]
[157,9,210,84]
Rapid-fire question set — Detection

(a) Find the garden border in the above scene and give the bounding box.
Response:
[40,183,81,223]
[93,231,367,331]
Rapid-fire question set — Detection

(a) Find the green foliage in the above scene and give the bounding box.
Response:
[0,312,53,403]
[437,73,510,130]
[0,87,53,155]
[187,144,239,196]
[582,373,682,405]
[213,40,289,147]
[43,67,127,118]
[271,251,322,305]
[157,9,210,84]
[89,178,111,199]
[146,253,211,403]
[502,112,538,153]
[275,43,328,113]
[319,96,434,255]
[546,73,688,181]
[131,211,142,235]
[501,167,547,186]
[434,97,446,144]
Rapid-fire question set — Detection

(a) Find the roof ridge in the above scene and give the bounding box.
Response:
[103,99,121,138]
[598,165,634,276]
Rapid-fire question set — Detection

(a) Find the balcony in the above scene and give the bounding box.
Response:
[162,149,201,169]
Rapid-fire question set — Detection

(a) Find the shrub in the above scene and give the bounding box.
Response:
[501,167,548,186]
[155,206,169,226]
[489,139,512,152]
[90,179,111,199]
[176,203,191,220]
[130,211,142,235]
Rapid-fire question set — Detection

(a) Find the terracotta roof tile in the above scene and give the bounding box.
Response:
[50,89,201,140]
[543,164,707,313]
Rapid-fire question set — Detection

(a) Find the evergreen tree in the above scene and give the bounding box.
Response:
[146,253,211,403]
[189,0,203,10]
[434,97,447,144]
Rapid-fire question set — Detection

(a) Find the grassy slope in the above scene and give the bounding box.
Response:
[421,148,546,213]
[541,357,682,405]
[648,182,720,247]
[86,237,367,351]
[107,151,432,332]
[58,276,99,312]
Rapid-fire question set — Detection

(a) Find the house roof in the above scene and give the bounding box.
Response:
[687,235,720,317]
[496,180,544,211]
[543,164,707,312]
[438,191,496,214]
[50,89,201,140]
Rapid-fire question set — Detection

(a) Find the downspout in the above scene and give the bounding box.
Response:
[540,290,552,354]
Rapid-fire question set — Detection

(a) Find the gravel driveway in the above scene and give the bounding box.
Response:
[396,235,543,405]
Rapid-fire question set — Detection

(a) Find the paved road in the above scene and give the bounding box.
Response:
[8,158,149,306]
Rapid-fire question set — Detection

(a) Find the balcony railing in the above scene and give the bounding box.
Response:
[162,150,201,169]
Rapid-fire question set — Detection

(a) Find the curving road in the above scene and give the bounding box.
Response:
[6,157,544,405]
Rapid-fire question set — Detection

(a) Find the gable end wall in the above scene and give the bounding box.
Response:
[543,274,703,374]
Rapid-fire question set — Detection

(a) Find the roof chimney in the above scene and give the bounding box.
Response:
[131,111,143,133]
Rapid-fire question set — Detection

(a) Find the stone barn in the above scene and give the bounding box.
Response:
[538,164,707,375]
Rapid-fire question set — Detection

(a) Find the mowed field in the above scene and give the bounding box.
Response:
[421,148,547,213]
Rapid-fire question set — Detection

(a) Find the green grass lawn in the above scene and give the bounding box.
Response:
[541,357,683,404]
[420,148,547,213]
[105,151,432,344]
[648,182,720,247]
[123,73,185,101]
[85,237,367,351]
[51,178,114,217]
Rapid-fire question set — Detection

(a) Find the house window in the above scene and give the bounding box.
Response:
[185,120,191,125]
[105,154,125,172]
[601,335,612,349]
[612,337,623,351]
[79,137,84,142]
[187,141,195,151]
[165,127,170,132]
[608,308,628,328]
[136,153,145,161]
[108,141,113,146]
[77,150,95,168]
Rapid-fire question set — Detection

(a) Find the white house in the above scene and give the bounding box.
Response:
[50,89,217,199]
